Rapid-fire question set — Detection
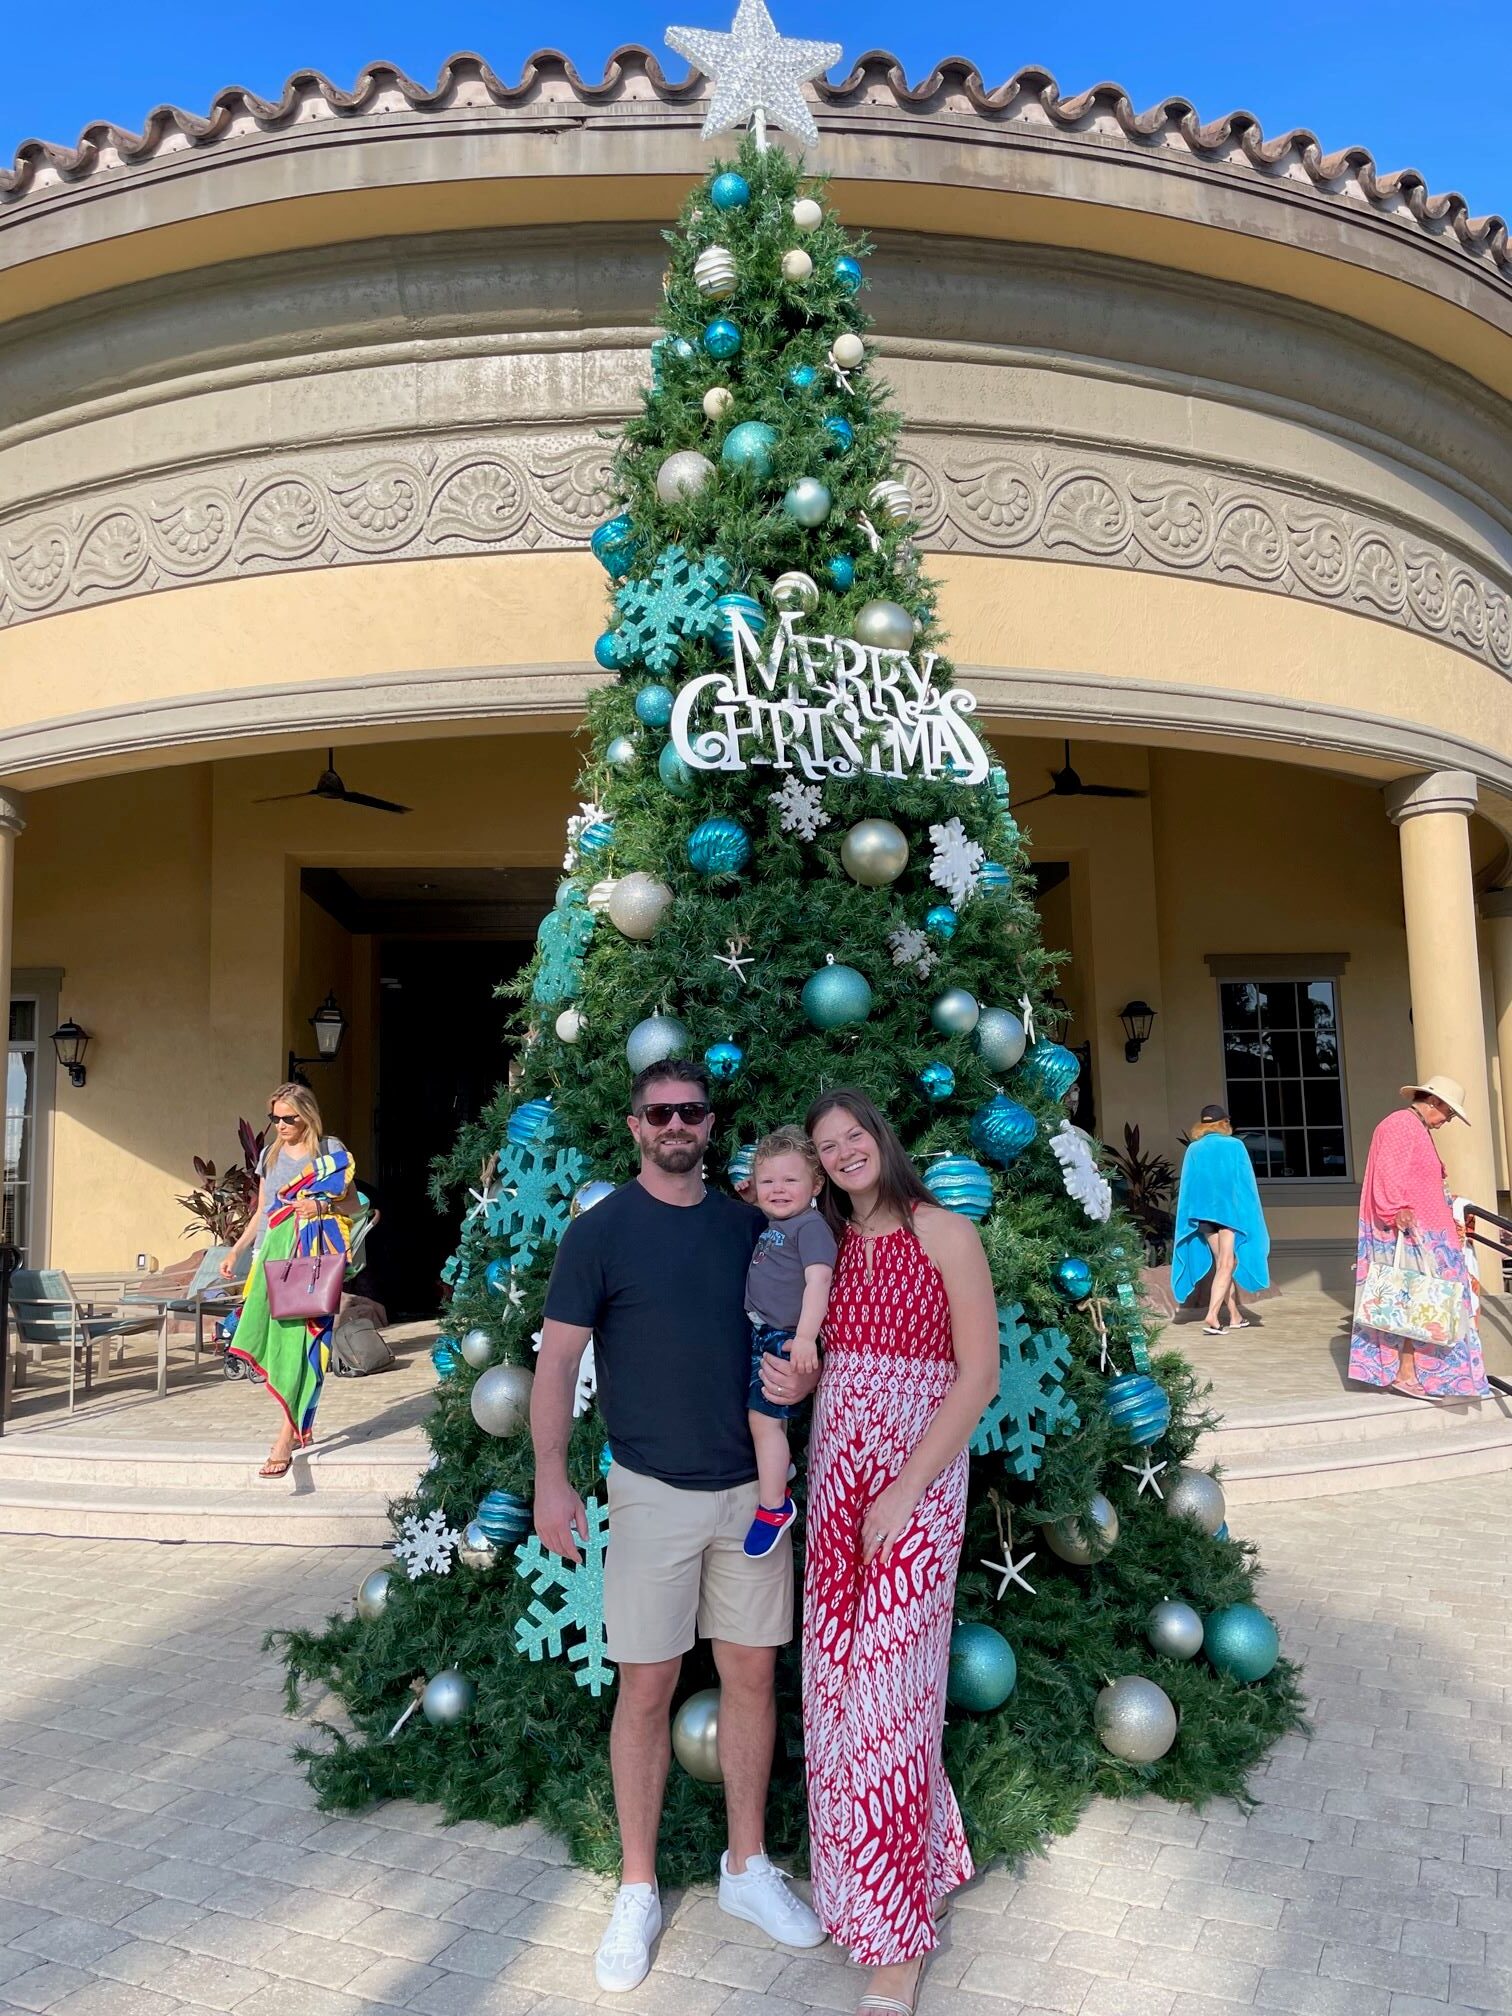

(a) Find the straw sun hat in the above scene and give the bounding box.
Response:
[1400,1074,1471,1124]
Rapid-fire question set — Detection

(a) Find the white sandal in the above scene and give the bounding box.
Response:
[857,1957,926,2015]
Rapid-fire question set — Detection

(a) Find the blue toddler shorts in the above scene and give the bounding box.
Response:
[748,1319,799,1422]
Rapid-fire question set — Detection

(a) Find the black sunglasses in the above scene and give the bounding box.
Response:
[635,1101,712,1127]
[269,1112,302,1125]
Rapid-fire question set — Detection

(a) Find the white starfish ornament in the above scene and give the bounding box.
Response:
[981,1547,1037,1598]
[1121,1453,1168,1499]
[714,937,755,982]
[666,0,842,149]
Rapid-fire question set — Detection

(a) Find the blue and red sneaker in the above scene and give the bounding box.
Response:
[743,1496,796,1558]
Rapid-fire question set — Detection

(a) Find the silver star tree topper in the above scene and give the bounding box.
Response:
[666,0,842,149]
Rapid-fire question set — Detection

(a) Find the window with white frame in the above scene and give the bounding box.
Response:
[1217,977,1348,1180]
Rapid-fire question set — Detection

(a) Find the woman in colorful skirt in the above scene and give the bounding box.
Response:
[1348,1073,1489,1401]
[802,1089,999,2016]
[223,1082,355,1474]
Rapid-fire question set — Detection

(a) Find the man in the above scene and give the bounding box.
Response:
[534,1060,824,1993]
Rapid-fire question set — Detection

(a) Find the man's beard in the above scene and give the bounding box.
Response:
[646,1134,703,1174]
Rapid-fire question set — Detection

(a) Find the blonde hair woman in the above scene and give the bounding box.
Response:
[223,1082,355,1476]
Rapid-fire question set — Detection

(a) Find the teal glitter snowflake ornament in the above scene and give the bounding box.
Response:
[531,902,595,1008]
[613,545,731,674]
[971,1302,1080,1479]
[485,1137,589,1267]
[513,1496,614,1696]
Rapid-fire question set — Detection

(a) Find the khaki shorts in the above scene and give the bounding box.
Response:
[604,1464,794,1664]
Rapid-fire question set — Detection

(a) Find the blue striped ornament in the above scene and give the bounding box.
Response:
[431,1340,461,1380]
[578,820,616,857]
[507,1098,555,1145]
[476,1490,533,1547]
[979,861,1011,893]
[726,1143,756,1189]
[1104,1372,1171,1446]
[969,1096,1037,1168]
[924,1156,994,1221]
[714,593,766,659]
[688,816,752,876]
[590,514,638,578]
[1021,1040,1081,1101]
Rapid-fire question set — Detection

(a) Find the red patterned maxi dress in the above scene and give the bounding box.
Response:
[803,1222,974,1966]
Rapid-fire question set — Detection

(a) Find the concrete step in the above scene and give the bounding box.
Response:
[1207,1393,1512,1504]
[0,1434,430,1495]
[0,1478,399,1545]
[1196,1389,1512,1462]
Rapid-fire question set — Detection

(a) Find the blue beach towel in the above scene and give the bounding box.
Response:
[1171,1131,1271,1304]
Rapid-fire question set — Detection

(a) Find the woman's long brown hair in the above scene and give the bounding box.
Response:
[804,1087,935,1241]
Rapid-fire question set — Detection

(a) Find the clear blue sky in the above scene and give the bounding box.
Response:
[3,3,1509,220]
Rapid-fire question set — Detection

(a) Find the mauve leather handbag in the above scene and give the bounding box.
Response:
[265,1221,344,1322]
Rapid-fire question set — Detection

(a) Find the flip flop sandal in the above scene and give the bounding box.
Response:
[858,1958,926,2015]
[1201,1323,1224,1336]
[259,1454,294,1478]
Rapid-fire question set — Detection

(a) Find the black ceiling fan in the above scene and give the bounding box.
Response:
[1014,740,1148,809]
[254,749,410,815]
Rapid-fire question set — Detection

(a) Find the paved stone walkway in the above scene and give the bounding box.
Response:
[2,1473,1508,2016]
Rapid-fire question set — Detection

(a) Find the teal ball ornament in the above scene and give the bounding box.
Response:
[421,1670,476,1729]
[599,1442,614,1478]
[969,1095,1037,1168]
[823,415,854,451]
[484,1257,516,1296]
[931,987,980,1036]
[626,1014,689,1073]
[721,421,778,478]
[555,877,585,911]
[1204,1604,1280,1684]
[1146,1599,1205,1662]
[923,1156,993,1220]
[355,1568,391,1621]
[709,170,750,210]
[1022,1040,1081,1101]
[840,817,909,886]
[590,513,637,578]
[1096,1675,1178,1763]
[714,592,766,659]
[979,861,1011,893]
[1104,1372,1171,1445]
[924,905,958,941]
[826,553,856,589]
[430,1339,460,1380]
[703,317,742,359]
[974,1007,1028,1072]
[658,743,696,796]
[459,1328,494,1370]
[476,1490,532,1547]
[688,815,752,876]
[594,630,629,671]
[919,1061,955,1102]
[1055,1255,1093,1300]
[783,478,832,527]
[704,1040,744,1082]
[833,255,863,294]
[788,363,820,391]
[802,961,874,1030]
[1214,1522,1230,1542]
[635,683,675,728]
[946,1622,1017,1712]
[507,1097,555,1145]
[1164,1467,1226,1536]
[726,1143,756,1189]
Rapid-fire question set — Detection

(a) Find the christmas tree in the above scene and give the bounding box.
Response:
[277,136,1302,1883]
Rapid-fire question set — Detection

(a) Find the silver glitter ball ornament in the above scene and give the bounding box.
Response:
[671,1687,724,1784]
[421,1669,477,1728]
[355,1568,391,1621]
[831,331,865,370]
[854,599,917,652]
[974,1007,1028,1072]
[608,872,673,942]
[469,1363,534,1439]
[783,477,832,527]
[930,987,980,1036]
[772,569,819,614]
[1164,1467,1227,1536]
[869,478,913,524]
[693,245,738,299]
[626,1013,689,1073]
[1043,1492,1120,1564]
[456,1522,499,1571]
[573,1178,617,1217]
[840,818,909,887]
[1096,1675,1178,1763]
[1146,1599,1205,1662]
[459,1328,494,1370]
[656,450,716,504]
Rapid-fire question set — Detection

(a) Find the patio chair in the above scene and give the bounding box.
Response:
[9,1269,160,1412]
[120,1245,250,1398]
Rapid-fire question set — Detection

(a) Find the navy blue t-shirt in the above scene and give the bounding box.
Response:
[542,1180,765,1490]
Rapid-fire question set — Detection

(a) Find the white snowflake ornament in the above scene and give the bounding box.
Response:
[886,925,937,978]
[393,1508,461,1581]
[929,817,985,908]
[1049,1119,1113,1223]
[770,776,829,841]
[533,1328,597,1418]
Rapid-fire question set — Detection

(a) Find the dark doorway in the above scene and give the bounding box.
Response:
[373,938,531,1318]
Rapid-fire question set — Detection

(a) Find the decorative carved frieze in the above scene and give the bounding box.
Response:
[2,429,1508,678]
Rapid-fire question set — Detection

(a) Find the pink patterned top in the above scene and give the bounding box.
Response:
[1359,1106,1458,1242]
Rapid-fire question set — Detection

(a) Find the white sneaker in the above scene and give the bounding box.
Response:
[718,1851,825,1947]
[595,1882,662,1993]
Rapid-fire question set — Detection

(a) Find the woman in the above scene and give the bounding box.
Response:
[1348,1074,1489,1400]
[802,1089,999,2016]
[1171,1104,1271,1334]
[222,1083,356,1475]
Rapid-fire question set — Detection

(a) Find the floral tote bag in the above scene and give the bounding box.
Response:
[1356,1232,1460,1346]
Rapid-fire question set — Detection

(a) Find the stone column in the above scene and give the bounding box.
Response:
[1481,886,1512,1195]
[1383,770,1498,1210]
[0,790,24,1073]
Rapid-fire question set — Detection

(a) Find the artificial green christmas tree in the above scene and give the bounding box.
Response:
[277,136,1302,1881]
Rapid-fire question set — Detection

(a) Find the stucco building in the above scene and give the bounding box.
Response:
[2,48,1510,1306]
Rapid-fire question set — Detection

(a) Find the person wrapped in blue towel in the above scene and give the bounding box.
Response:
[1171,1105,1271,1334]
